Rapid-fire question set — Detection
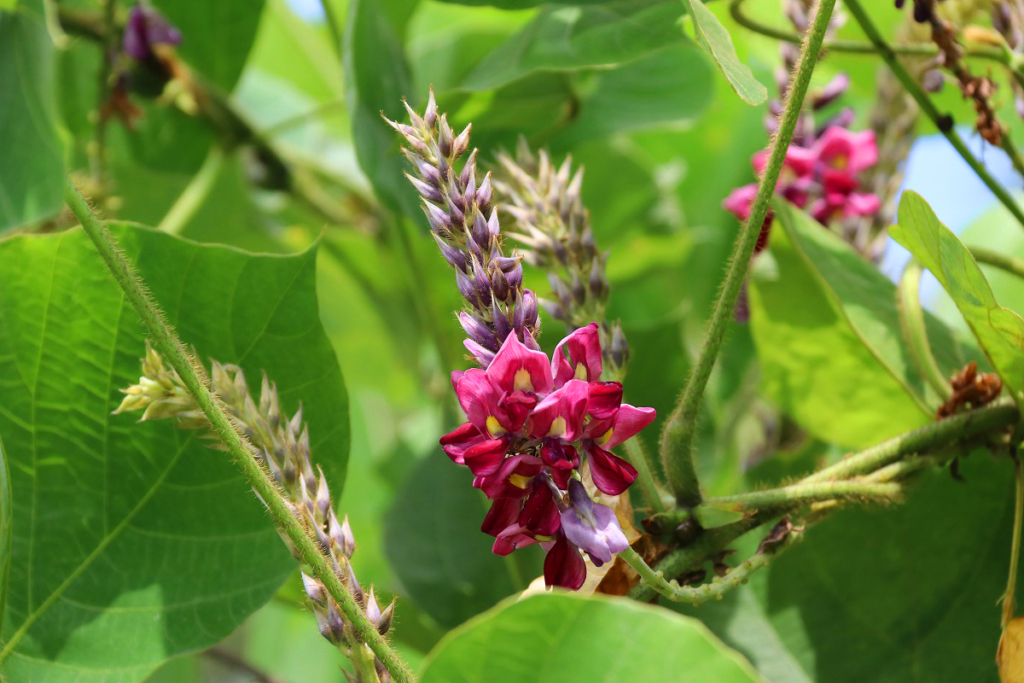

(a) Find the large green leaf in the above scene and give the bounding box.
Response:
[0,4,64,232]
[0,224,348,682]
[678,455,1016,683]
[462,1,689,91]
[383,454,538,628]
[343,0,420,215]
[555,44,714,147]
[681,0,767,105]
[749,204,933,448]
[0,436,10,642]
[420,593,764,682]
[892,191,1024,407]
[154,0,266,92]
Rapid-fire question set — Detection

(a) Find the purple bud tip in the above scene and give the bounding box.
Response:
[124,5,182,61]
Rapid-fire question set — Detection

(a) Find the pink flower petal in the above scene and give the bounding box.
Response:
[487,331,553,396]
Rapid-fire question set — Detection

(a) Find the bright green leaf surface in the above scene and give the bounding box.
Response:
[682,0,767,105]
[155,0,266,92]
[749,206,932,448]
[0,225,348,682]
[383,454,538,629]
[420,592,764,682]
[680,456,1016,683]
[892,191,1024,407]
[0,5,64,232]
[462,1,689,91]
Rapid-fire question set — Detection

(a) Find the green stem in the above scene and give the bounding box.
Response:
[803,397,1018,483]
[620,535,794,605]
[1003,454,1023,628]
[706,481,902,510]
[624,439,667,514]
[843,0,1024,231]
[973,248,1024,282]
[898,259,951,401]
[62,180,415,683]
[864,454,944,482]
[659,0,837,506]
[628,518,761,602]
[158,146,225,235]
[728,0,1010,65]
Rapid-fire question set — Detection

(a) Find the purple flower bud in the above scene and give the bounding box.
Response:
[302,572,327,607]
[812,73,850,110]
[589,259,606,301]
[570,273,586,305]
[124,5,182,61]
[522,328,541,351]
[405,173,443,203]
[423,203,451,236]
[472,208,489,247]
[472,260,492,307]
[424,88,438,129]
[316,600,346,645]
[521,289,539,328]
[366,587,382,623]
[402,98,425,130]
[460,149,478,188]
[465,234,485,264]
[505,260,523,290]
[459,311,499,351]
[432,233,467,271]
[491,268,510,303]
[487,210,500,242]
[539,296,567,322]
[438,115,454,157]
[492,300,513,342]
[464,339,496,366]
[477,173,493,212]
[611,323,629,368]
[560,479,629,566]
[376,599,395,635]
[456,269,477,304]
[453,124,472,159]
[315,469,331,521]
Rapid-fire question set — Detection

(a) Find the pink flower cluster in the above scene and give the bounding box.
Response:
[440,323,655,590]
[723,126,880,226]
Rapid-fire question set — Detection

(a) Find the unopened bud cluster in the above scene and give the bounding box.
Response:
[493,140,628,376]
[115,344,393,682]
[385,90,540,367]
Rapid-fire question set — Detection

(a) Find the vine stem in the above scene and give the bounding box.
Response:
[705,480,902,510]
[659,0,838,506]
[898,259,952,401]
[619,542,791,605]
[842,0,1024,231]
[728,0,1010,65]
[624,438,667,514]
[803,398,1018,483]
[62,180,415,683]
[973,247,1024,282]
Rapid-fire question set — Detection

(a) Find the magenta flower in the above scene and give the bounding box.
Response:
[439,323,656,590]
[723,125,879,228]
[123,5,182,61]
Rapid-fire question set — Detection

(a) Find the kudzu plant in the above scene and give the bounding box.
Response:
[6,0,1024,681]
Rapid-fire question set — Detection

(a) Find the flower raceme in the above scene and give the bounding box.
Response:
[440,323,655,590]
[723,126,880,227]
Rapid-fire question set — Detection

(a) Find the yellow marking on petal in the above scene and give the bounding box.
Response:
[597,428,613,446]
[833,154,848,170]
[513,368,534,392]
[486,415,507,437]
[509,474,532,489]
[574,363,588,381]
[547,416,567,438]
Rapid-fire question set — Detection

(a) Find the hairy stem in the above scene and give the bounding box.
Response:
[706,481,902,511]
[898,259,951,401]
[621,533,795,605]
[158,146,225,235]
[1004,454,1024,628]
[843,0,1024,230]
[624,438,667,514]
[659,0,837,506]
[63,180,414,683]
[804,398,1017,483]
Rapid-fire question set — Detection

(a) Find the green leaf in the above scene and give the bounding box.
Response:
[555,44,714,147]
[383,454,538,628]
[0,435,10,641]
[681,0,767,105]
[892,191,1024,407]
[154,0,266,92]
[0,225,348,681]
[420,593,764,682]
[679,455,1016,683]
[434,0,610,7]
[344,0,420,215]
[0,5,64,231]
[749,203,935,448]
[462,1,689,91]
